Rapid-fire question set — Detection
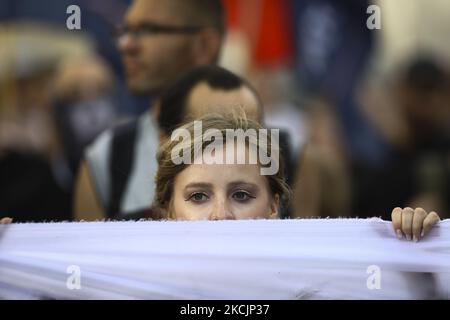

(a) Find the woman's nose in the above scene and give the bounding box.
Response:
[210,199,235,221]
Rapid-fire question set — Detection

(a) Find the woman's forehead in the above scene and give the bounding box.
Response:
[176,162,265,185]
[197,140,257,163]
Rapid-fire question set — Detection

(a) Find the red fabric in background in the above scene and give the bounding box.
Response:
[223,0,239,29]
[222,0,294,68]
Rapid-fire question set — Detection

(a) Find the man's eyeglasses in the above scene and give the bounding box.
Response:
[113,22,205,41]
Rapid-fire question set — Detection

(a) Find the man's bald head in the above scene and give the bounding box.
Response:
[158,65,264,137]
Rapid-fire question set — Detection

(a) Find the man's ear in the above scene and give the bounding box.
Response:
[269,194,280,219]
[192,28,222,65]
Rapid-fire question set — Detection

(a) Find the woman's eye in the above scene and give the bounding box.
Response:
[232,191,255,202]
[188,192,209,202]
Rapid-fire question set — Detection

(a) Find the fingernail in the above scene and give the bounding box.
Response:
[396,230,403,239]
[413,235,418,242]
[406,234,411,241]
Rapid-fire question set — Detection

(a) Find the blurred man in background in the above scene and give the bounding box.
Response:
[157,65,263,137]
[74,0,226,220]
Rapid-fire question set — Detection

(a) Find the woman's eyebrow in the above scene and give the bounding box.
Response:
[227,181,258,189]
[184,182,213,190]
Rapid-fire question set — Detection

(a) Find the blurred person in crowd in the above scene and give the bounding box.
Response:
[52,55,118,174]
[291,100,351,218]
[292,0,388,166]
[154,113,440,244]
[0,56,72,221]
[157,65,263,141]
[0,50,117,222]
[352,57,450,219]
[74,0,227,221]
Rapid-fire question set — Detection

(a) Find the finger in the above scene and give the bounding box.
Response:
[412,208,427,242]
[401,207,414,240]
[391,207,403,239]
[0,217,12,224]
[422,211,441,238]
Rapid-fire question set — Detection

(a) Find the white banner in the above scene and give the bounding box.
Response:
[0,218,449,299]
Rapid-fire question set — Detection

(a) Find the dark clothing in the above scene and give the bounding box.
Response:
[351,136,450,220]
[0,150,72,222]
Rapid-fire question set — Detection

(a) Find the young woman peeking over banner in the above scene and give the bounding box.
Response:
[154,113,441,242]
[1,113,442,242]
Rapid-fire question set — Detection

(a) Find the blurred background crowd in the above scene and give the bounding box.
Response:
[0,0,449,222]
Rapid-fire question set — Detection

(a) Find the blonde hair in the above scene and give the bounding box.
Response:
[154,113,291,218]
